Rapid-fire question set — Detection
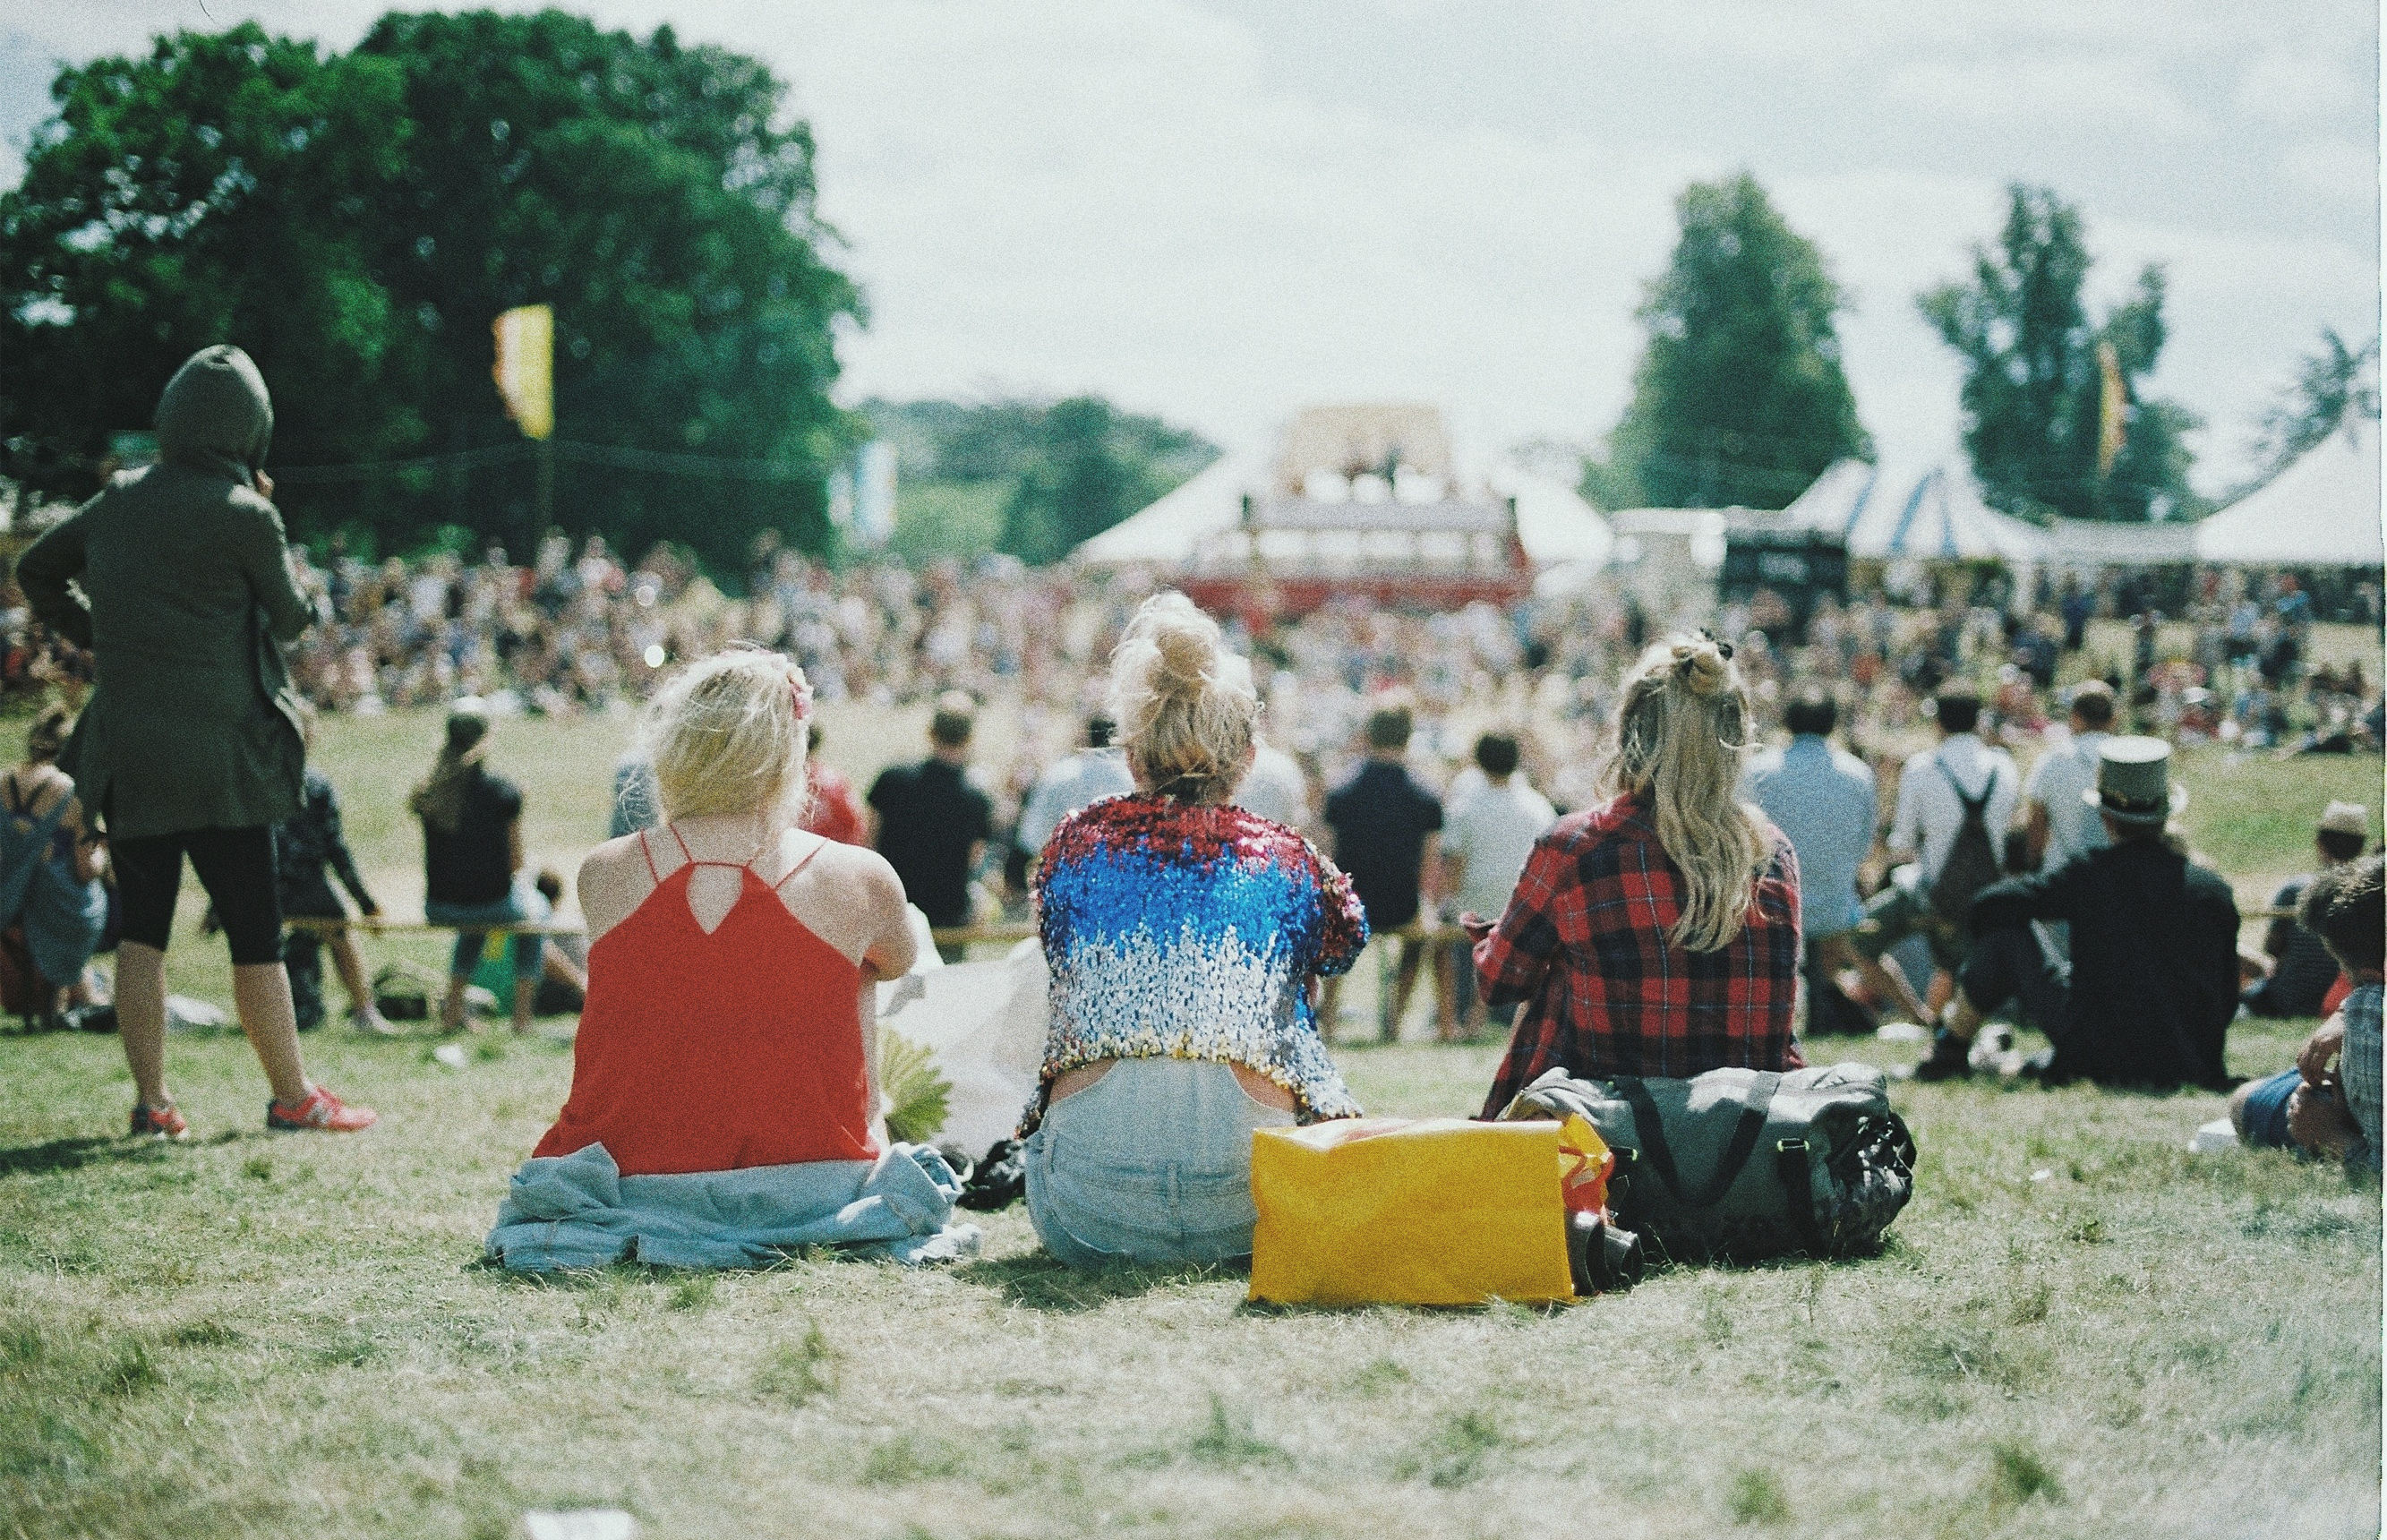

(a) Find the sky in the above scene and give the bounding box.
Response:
[3,0,2379,497]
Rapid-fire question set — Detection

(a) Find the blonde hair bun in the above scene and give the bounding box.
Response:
[1672,637,1730,697]
[1151,620,1217,698]
[1109,592,1258,803]
[639,646,810,824]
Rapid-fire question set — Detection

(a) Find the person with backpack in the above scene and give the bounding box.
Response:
[0,705,109,1028]
[1849,683,2019,1022]
[1914,738,2239,1088]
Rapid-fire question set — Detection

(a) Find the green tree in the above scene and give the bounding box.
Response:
[1,11,862,571]
[862,396,1215,566]
[2249,329,2379,485]
[0,28,412,487]
[1919,184,2202,522]
[1586,173,1869,510]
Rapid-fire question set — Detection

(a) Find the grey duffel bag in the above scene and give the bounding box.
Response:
[1497,1063,1916,1262]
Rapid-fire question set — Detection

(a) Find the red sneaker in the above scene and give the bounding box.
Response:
[130,1102,190,1140]
[266,1086,378,1133]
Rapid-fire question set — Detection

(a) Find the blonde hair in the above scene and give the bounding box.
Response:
[1108,592,1257,803]
[638,646,811,823]
[1602,633,1768,953]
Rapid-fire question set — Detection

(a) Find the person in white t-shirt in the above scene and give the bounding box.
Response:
[1851,684,2021,1017]
[1439,732,1557,1041]
[2019,680,2116,873]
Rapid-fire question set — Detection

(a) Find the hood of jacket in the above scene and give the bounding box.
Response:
[154,345,273,480]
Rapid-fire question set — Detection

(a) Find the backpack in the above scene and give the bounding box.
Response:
[1496,1064,1916,1262]
[1926,757,2003,929]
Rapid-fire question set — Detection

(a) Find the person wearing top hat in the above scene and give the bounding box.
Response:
[1912,737,2239,1089]
[2243,800,2371,1020]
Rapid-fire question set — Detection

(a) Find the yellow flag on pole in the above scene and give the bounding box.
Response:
[2095,339,2126,476]
[492,304,554,441]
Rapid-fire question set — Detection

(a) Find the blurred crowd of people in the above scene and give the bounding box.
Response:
[0,531,2377,925]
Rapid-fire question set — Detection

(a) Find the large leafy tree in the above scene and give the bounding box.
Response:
[1919,184,2202,522]
[0,29,412,487]
[1,12,862,569]
[1587,174,1869,510]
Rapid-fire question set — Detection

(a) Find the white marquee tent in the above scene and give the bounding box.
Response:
[2194,415,2383,568]
[1781,458,2052,562]
[1075,449,1613,569]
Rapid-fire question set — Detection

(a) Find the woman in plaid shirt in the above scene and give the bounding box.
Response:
[1468,633,1803,1116]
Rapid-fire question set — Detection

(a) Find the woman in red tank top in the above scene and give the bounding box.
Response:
[535,648,917,1177]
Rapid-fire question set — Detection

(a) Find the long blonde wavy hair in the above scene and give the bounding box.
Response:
[1108,591,1257,804]
[1600,633,1768,953]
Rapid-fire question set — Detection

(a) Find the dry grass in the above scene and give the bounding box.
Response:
[0,1022,2376,1538]
[0,691,2378,1538]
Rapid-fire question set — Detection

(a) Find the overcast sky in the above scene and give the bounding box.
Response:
[4,1,2378,494]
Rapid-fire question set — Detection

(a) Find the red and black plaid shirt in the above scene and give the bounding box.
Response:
[1476,792,1804,1116]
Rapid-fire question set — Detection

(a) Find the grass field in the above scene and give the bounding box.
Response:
[0,702,2380,1538]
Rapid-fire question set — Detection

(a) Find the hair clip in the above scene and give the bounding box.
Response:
[1697,628,1734,661]
[788,670,814,723]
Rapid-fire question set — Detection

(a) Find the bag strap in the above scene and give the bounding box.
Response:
[1616,1072,1780,1211]
[1937,756,1996,817]
[1773,1137,1828,1257]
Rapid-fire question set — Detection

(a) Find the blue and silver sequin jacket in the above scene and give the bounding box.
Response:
[1020,795,1367,1134]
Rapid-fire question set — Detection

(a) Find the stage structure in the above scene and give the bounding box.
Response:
[1078,404,1611,621]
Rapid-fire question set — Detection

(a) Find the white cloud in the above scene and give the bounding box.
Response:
[2,0,2376,498]
[1883,56,2214,141]
[2234,48,2371,126]
[2280,137,2381,203]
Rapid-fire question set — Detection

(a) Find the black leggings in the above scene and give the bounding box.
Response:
[112,826,285,966]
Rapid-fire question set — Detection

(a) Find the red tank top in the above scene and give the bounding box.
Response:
[532,827,877,1176]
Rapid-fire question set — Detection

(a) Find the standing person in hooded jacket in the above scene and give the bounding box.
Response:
[14,346,376,1137]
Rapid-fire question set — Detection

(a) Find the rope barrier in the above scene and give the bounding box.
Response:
[286,908,2297,943]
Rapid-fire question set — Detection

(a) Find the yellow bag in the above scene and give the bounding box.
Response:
[1247,1116,1579,1307]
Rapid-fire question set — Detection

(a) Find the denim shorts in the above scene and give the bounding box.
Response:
[1024,1057,1296,1270]
[425,879,549,982]
[2237,1069,2302,1151]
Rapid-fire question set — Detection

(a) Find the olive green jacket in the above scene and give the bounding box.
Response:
[15,346,323,839]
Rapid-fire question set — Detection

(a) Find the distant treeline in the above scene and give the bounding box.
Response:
[861,398,1216,566]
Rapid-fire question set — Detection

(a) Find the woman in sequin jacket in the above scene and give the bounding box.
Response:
[1022,593,1366,1269]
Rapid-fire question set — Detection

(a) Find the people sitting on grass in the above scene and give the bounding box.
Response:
[2243,801,2370,1020]
[1847,683,2019,1025]
[1022,592,1365,1270]
[411,701,584,1033]
[16,345,372,1135]
[2229,856,2383,1170]
[1,705,109,1028]
[491,649,975,1270]
[271,702,390,1035]
[1915,738,2239,1089]
[1470,632,1803,1117]
[541,648,915,1168]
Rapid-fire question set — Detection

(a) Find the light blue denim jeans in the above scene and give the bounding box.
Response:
[1023,1057,1296,1270]
[425,879,550,982]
